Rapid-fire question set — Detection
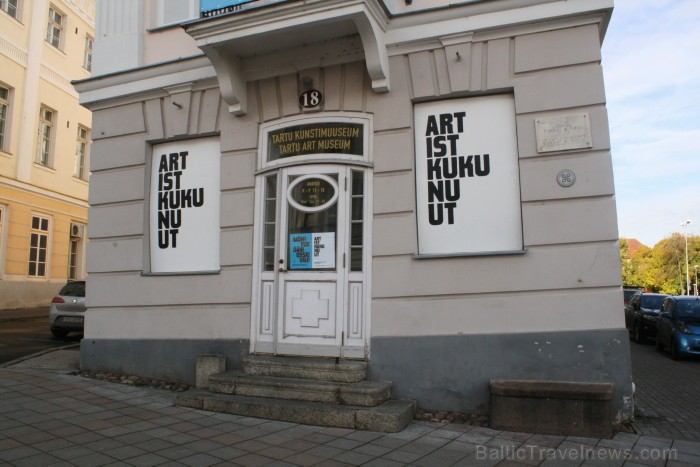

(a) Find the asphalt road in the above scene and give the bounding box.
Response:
[0,316,81,364]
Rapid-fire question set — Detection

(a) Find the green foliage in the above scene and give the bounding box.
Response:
[620,234,700,295]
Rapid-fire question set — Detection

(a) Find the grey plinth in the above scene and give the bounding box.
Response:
[196,354,226,389]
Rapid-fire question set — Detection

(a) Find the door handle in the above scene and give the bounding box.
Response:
[278,267,287,273]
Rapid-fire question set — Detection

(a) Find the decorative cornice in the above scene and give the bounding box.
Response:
[40,63,82,98]
[58,0,96,28]
[0,35,28,67]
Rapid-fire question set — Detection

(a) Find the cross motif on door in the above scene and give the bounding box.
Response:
[291,289,330,328]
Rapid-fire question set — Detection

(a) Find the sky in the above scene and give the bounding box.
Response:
[602,0,700,247]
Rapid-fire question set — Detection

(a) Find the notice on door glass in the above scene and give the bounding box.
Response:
[289,232,335,269]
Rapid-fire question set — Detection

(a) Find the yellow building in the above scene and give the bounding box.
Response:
[0,0,94,308]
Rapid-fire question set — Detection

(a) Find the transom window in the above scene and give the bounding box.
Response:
[28,215,49,277]
[0,0,18,19]
[46,6,63,49]
[36,106,54,166]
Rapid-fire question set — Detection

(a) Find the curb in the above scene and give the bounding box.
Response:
[0,343,80,369]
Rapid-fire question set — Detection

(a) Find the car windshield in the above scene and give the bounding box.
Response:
[640,296,664,310]
[59,281,86,297]
[676,300,700,320]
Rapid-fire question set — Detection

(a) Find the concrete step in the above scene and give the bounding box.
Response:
[208,371,391,407]
[243,355,367,383]
[177,391,416,432]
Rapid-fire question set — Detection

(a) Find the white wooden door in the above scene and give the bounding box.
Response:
[274,166,347,356]
[253,164,369,358]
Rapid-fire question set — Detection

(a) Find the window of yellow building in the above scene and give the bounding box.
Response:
[28,215,50,277]
[68,238,79,279]
[36,105,54,167]
[46,5,64,49]
[83,35,93,71]
[0,0,18,20]
[0,85,8,151]
[75,125,89,180]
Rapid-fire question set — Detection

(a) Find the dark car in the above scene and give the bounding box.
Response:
[623,287,642,306]
[624,292,669,343]
[656,296,700,360]
[49,280,86,337]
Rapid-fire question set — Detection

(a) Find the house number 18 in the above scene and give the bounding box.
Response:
[299,89,323,108]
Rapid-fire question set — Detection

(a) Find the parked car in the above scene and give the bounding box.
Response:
[623,287,642,306]
[624,292,669,343]
[656,296,700,360]
[49,280,86,337]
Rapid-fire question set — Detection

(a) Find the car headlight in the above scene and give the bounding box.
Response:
[677,321,692,334]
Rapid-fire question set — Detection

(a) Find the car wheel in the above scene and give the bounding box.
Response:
[633,323,643,344]
[671,340,681,361]
[50,327,68,338]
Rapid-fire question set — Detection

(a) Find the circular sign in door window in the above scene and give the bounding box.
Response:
[287,174,338,212]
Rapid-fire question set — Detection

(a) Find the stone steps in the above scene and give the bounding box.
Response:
[177,354,416,432]
[177,391,416,432]
[243,355,367,383]
[209,371,392,406]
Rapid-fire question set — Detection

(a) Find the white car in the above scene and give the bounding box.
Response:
[49,280,86,337]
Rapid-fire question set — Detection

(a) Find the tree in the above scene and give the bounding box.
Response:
[619,234,700,294]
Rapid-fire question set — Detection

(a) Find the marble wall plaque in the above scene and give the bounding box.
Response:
[535,113,592,153]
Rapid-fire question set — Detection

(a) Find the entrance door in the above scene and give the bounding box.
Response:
[253,164,369,358]
[277,165,346,356]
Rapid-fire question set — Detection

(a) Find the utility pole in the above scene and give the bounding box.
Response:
[682,220,691,295]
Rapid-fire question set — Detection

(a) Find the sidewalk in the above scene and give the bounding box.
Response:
[1,349,699,466]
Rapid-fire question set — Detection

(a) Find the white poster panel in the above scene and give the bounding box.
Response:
[150,137,220,273]
[414,95,523,255]
[311,232,335,268]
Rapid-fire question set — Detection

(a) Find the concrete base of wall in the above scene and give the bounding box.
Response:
[80,328,633,426]
[367,329,634,425]
[80,339,250,385]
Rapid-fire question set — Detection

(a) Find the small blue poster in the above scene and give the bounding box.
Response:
[289,233,312,269]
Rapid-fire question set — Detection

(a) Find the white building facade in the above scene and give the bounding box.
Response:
[76,0,633,427]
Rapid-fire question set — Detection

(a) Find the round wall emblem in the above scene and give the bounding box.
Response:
[557,169,576,188]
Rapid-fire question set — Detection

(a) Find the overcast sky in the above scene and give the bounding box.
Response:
[602,0,700,247]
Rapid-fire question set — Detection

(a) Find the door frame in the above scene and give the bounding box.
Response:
[250,113,373,359]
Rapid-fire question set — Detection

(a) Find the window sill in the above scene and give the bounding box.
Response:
[44,41,66,56]
[412,249,528,259]
[34,163,56,173]
[142,269,221,276]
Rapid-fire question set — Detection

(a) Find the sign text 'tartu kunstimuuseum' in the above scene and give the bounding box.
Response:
[414,95,523,255]
[149,138,220,273]
[267,122,363,161]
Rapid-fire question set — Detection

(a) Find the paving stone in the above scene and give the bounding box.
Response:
[70,452,119,467]
[178,452,223,466]
[352,442,393,457]
[332,450,375,465]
